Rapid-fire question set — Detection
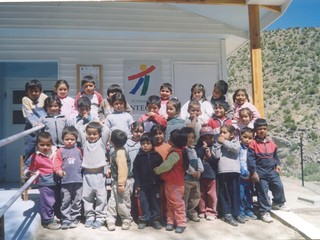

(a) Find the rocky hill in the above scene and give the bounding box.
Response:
[227,27,320,181]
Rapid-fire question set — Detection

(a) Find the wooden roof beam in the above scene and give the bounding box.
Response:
[98,0,247,5]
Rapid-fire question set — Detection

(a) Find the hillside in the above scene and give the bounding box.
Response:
[227,27,320,181]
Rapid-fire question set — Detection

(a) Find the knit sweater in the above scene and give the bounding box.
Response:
[22,93,48,127]
[124,138,141,172]
[105,111,134,136]
[110,148,131,186]
[164,116,186,142]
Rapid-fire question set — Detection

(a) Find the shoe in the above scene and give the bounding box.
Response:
[107,222,115,231]
[272,203,290,212]
[122,220,131,230]
[198,213,205,218]
[166,224,175,231]
[92,220,103,229]
[138,221,146,229]
[42,221,61,230]
[175,226,186,234]
[190,216,201,222]
[205,215,216,221]
[223,214,238,226]
[235,215,246,224]
[261,212,273,223]
[84,219,94,228]
[152,220,162,230]
[246,213,258,220]
[69,219,80,228]
[61,221,71,230]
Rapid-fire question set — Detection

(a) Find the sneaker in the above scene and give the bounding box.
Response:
[61,221,71,230]
[198,213,205,218]
[122,220,131,230]
[235,215,246,224]
[69,219,80,228]
[152,220,162,230]
[92,220,103,229]
[166,224,175,231]
[84,219,94,228]
[246,213,258,220]
[175,226,186,234]
[138,221,146,229]
[190,216,201,222]
[107,222,115,231]
[42,221,61,230]
[261,212,273,223]
[223,214,238,227]
[206,215,217,221]
[272,203,290,212]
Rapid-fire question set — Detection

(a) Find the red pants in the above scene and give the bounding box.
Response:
[165,183,186,227]
[199,178,218,217]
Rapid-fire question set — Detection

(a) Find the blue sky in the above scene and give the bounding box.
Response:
[267,0,320,30]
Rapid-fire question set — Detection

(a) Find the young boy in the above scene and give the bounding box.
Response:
[74,75,103,119]
[159,83,173,118]
[54,126,83,229]
[185,100,202,143]
[247,118,290,223]
[138,95,167,132]
[133,132,163,230]
[106,129,133,231]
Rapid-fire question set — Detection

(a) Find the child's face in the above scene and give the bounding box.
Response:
[220,126,234,141]
[166,103,177,118]
[78,106,90,117]
[212,87,223,100]
[153,130,164,145]
[255,126,268,139]
[192,89,203,101]
[188,105,201,118]
[82,82,96,95]
[63,133,77,148]
[132,127,144,142]
[214,106,226,118]
[234,91,247,105]
[37,138,52,155]
[160,87,171,100]
[113,100,125,112]
[239,112,252,125]
[27,87,41,101]
[240,132,254,146]
[56,84,69,98]
[202,134,214,146]
[187,132,196,147]
[86,128,100,143]
[141,141,153,153]
[46,101,60,116]
[147,104,159,113]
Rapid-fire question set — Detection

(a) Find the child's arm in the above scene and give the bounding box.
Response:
[154,152,179,175]
[247,145,259,182]
[101,125,110,146]
[115,149,128,192]
[53,149,66,178]
[221,139,240,155]
[150,113,167,128]
[273,146,282,173]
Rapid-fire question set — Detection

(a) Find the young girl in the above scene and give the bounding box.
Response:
[54,79,78,120]
[180,83,214,125]
[105,92,134,136]
[159,83,173,119]
[232,89,260,122]
[212,125,244,226]
[235,107,254,131]
[155,129,189,234]
[25,132,60,230]
[164,98,186,142]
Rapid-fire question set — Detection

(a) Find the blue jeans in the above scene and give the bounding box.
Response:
[239,179,254,216]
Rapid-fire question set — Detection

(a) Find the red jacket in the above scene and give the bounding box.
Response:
[161,148,184,186]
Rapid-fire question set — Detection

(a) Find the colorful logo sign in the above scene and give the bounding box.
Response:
[128,64,155,96]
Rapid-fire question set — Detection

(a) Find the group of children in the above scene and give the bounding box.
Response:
[22,77,290,234]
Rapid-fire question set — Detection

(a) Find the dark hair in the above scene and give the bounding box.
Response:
[146,95,161,108]
[55,79,69,90]
[140,132,156,147]
[187,100,200,111]
[44,96,62,112]
[181,127,195,135]
[213,101,230,111]
[77,96,91,109]
[62,126,79,140]
[169,129,189,170]
[25,79,42,93]
[111,129,128,148]
[254,118,268,130]
[130,121,145,133]
[86,122,103,136]
[214,80,228,95]
[240,127,254,136]
[36,131,53,144]
[150,124,166,135]
[190,83,206,101]
[167,98,181,114]
[221,124,236,135]
[110,92,127,109]
[160,83,172,93]
[81,75,95,86]
[233,89,250,103]
[239,107,253,118]
[107,84,123,96]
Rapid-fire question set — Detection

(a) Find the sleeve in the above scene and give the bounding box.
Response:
[197,157,204,172]
[222,140,240,155]
[247,145,257,175]
[151,114,167,128]
[155,152,179,175]
[28,154,37,172]
[74,92,82,109]
[98,99,107,122]
[180,101,189,120]
[211,143,222,159]
[101,125,110,146]
[132,156,140,188]
[116,149,128,186]
[273,146,281,166]
[53,149,63,173]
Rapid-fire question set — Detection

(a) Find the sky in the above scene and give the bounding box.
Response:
[267,0,320,30]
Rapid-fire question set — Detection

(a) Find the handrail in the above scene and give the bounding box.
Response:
[0,125,44,148]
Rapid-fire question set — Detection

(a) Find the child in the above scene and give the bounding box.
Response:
[180,83,214,125]
[159,83,173,118]
[195,126,218,221]
[78,122,110,229]
[54,126,83,229]
[40,96,70,147]
[74,75,103,119]
[155,129,189,234]
[54,79,78,120]
[209,80,234,119]
[25,132,60,230]
[232,89,260,122]
[212,125,244,226]
[99,84,132,122]
[133,132,163,230]
[164,98,186,142]
[105,92,134,136]
[238,127,257,221]
[235,107,254,132]
[247,118,290,223]
[106,129,133,231]
[181,127,204,222]
[138,95,167,132]
[22,79,48,159]
[184,100,202,143]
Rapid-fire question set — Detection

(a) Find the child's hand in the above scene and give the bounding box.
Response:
[57,171,66,178]
[106,169,111,178]
[147,112,156,117]
[82,112,89,119]
[251,172,260,183]
[192,170,201,179]
[217,135,225,144]
[153,167,159,174]
[274,165,281,173]
[117,185,125,193]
